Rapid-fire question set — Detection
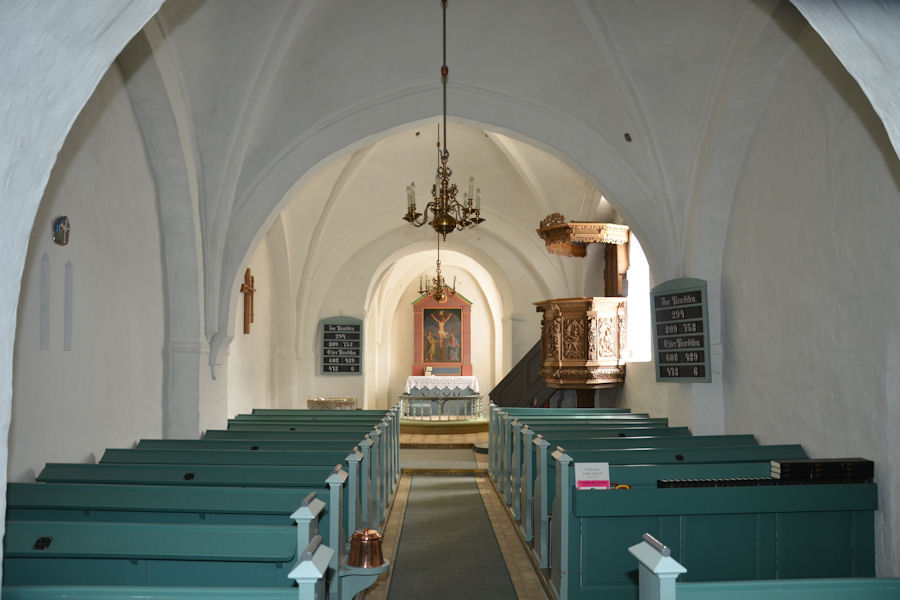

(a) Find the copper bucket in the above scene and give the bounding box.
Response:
[347,528,384,568]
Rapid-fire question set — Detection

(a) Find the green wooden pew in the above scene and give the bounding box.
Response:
[2,587,305,600]
[6,482,329,565]
[134,439,398,518]
[3,520,299,587]
[218,421,398,494]
[225,423,378,432]
[537,443,808,522]
[495,417,671,501]
[529,445,808,572]
[499,407,634,415]
[99,448,358,467]
[232,408,397,428]
[512,433,760,539]
[512,431,759,516]
[34,462,352,582]
[675,579,900,600]
[34,461,348,510]
[631,530,895,600]
[231,414,388,422]
[547,433,759,450]
[549,450,876,600]
[555,444,806,466]
[138,439,368,451]
[493,411,663,484]
[252,408,391,413]
[7,481,324,527]
[201,423,398,503]
[243,407,400,460]
[37,462,340,487]
[488,405,649,478]
[98,447,381,532]
[3,523,352,599]
[529,459,777,570]
[242,404,390,420]
[204,429,376,439]
[492,410,664,486]
[4,407,402,600]
[200,427,397,527]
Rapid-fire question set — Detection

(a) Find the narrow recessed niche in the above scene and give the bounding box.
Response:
[63,261,73,351]
[40,254,50,350]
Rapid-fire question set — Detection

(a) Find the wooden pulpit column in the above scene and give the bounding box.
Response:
[241,268,256,334]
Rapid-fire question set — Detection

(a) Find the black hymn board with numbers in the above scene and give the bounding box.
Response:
[651,278,711,382]
[320,317,362,375]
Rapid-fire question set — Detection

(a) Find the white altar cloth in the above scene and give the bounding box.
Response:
[404,375,479,394]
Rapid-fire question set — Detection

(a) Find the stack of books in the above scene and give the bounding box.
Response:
[658,477,774,488]
[771,458,874,484]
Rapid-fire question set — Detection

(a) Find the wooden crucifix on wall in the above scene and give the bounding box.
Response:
[241,268,256,334]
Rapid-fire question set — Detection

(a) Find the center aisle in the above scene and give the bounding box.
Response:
[365,446,548,600]
[387,475,517,599]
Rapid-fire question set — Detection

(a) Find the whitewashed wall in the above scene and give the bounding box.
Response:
[10,64,164,481]
[722,25,900,576]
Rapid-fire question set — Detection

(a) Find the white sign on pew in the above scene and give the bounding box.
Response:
[575,462,611,490]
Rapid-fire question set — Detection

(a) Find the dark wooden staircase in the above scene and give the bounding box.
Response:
[488,341,560,408]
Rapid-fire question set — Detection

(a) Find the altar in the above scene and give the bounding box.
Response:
[404,375,479,395]
[399,375,484,422]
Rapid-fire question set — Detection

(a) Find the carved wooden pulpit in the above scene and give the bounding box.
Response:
[534,297,626,388]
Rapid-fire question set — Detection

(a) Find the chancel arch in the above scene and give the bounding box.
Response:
[224,119,623,413]
[363,247,511,411]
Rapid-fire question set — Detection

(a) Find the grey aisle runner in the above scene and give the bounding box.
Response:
[387,475,517,599]
[399,448,478,470]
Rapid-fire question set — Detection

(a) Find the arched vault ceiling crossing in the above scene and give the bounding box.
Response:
[124,0,900,364]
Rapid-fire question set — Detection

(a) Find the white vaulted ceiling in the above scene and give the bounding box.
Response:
[126,0,782,359]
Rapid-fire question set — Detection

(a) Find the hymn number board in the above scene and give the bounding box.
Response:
[320,317,362,375]
[651,278,711,383]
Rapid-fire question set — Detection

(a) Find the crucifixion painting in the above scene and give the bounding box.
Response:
[423,308,461,363]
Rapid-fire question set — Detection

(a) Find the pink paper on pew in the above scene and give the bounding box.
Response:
[577,480,610,490]
[575,462,611,490]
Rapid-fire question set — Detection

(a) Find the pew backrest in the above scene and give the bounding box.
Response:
[99,448,357,467]
[4,520,297,587]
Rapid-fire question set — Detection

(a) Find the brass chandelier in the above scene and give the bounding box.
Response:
[403,0,484,241]
[419,235,457,302]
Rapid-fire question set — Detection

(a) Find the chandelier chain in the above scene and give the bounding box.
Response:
[403,0,485,240]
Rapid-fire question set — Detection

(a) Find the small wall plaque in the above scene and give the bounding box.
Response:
[51,216,70,246]
[320,317,363,375]
[651,277,711,382]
